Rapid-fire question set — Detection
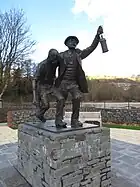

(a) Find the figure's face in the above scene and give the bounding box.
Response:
[66,38,77,49]
[48,49,58,62]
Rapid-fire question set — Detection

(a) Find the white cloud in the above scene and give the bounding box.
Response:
[30,40,67,64]
[72,0,140,76]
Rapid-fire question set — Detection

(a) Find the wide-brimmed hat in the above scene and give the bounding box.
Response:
[64,36,79,45]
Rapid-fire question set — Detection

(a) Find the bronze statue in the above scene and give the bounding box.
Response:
[32,49,59,122]
[32,26,108,129]
[54,26,104,128]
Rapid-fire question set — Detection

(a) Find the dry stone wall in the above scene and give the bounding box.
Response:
[7,108,140,129]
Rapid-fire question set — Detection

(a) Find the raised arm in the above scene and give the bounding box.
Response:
[78,26,103,60]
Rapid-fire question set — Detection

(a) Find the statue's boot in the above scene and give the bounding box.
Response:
[55,99,67,128]
[71,99,83,128]
[36,105,49,123]
[36,114,46,123]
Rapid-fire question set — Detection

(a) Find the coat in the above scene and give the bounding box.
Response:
[35,58,58,85]
[55,34,100,93]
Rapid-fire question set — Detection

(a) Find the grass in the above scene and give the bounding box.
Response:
[103,123,140,130]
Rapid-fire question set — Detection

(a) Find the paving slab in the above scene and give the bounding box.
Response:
[0,165,31,187]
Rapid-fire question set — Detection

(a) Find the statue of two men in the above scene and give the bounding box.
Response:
[33,26,104,128]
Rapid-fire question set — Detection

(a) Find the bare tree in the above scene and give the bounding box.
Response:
[22,59,36,78]
[0,8,36,99]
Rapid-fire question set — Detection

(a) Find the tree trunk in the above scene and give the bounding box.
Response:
[0,83,8,100]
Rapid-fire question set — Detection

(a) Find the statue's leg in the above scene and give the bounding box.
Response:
[36,106,48,122]
[70,85,83,128]
[35,85,46,122]
[54,89,68,128]
[36,85,50,122]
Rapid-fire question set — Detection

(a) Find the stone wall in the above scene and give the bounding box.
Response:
[101,109,140,124]
[7,108,56,128]
[17,122,111,187]
[81,108,140,125]
[0,108,9,123]
[7,108,140,128]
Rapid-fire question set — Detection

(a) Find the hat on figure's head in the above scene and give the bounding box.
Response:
[64,36,79,45]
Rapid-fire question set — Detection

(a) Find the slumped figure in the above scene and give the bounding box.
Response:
[32,49,59,122]
[55,26,103,128]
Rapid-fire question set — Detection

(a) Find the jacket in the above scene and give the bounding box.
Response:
[35,58,58,85]
[55,34,100,93]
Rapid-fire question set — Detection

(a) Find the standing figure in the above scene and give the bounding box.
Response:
[32,49,59,122]
[55,26,103,128]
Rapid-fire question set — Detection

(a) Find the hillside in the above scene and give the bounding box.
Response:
[87,75,140,82]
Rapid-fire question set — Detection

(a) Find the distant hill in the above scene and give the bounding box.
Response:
[87,75,140,82]
[86,76,140,90]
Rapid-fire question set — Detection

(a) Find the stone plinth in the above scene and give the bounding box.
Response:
[17,121,111,187]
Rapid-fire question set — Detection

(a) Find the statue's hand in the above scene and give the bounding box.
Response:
[97,26,103,35]
[33,99,37,106]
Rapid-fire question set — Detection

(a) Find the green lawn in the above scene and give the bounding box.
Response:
[103,123,140,130]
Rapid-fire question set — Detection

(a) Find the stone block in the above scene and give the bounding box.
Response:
[17,120,111,187]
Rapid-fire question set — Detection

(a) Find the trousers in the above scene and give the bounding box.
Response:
[55,80,82,122]
[36,84,52,117]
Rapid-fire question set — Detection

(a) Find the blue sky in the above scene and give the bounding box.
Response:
[0,0,102,42]
[1,0,140,77]
[0,0,106,76]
